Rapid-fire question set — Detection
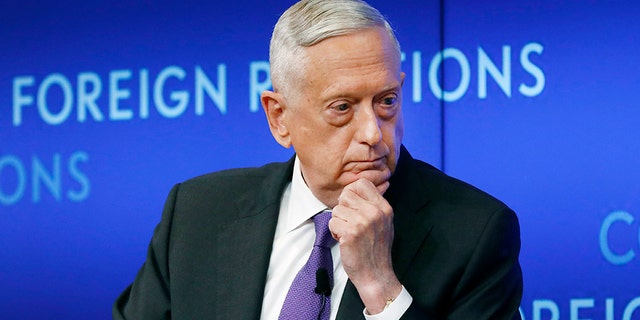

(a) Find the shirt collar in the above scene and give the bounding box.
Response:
[284,156,329,233]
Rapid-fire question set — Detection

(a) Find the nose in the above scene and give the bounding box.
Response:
[355,105,382,146]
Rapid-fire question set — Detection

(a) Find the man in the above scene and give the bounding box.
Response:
[113,0,523,319]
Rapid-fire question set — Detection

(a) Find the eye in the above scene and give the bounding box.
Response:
[381,96,397,106]
[376,94,399,119]
[324,101,353,126]
[330,102,350,112]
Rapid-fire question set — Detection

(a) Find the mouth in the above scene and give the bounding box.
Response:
[345,156,387,172]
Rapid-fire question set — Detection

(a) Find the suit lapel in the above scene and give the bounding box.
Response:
[336,281,366,320]
[216,210,279,319]
[387,146,434,279]
[215,157,295,319]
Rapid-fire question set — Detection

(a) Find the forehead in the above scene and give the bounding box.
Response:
[299,27,402,97]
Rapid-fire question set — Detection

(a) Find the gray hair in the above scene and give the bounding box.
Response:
[269,0,401,95]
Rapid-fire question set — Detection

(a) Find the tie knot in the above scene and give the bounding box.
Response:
[313,210,335,248]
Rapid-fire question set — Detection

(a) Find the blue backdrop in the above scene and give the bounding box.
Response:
[1,1,639,319]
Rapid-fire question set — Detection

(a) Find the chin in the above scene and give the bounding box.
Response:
[355,169,391,186]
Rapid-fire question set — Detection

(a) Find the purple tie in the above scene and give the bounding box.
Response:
[279,210,336,320]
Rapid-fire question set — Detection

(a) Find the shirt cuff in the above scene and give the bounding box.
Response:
[362,285,413,320]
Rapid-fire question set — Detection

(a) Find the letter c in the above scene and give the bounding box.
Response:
[599,210,635,265]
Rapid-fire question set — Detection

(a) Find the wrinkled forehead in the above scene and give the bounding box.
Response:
[301,27,401,78]
[291,27,403,102]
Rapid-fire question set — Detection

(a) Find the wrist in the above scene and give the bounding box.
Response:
[357,277,403,315]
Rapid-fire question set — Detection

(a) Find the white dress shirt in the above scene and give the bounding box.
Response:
[259,157,412,320]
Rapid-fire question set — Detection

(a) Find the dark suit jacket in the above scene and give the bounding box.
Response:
[113,146,523,319]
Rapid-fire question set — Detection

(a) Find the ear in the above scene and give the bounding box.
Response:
[261,90,292,148]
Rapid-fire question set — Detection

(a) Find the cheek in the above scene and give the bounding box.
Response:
[382,119,403,145]
[325,124,356,146]
[395,120,404,143]
[301,128,343,159]
[389,112,404,145]
[289,117,323,150]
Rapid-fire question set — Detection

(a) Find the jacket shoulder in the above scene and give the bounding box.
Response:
[164,160,294,222]
[180,161,291,192]
[408,158,510,214]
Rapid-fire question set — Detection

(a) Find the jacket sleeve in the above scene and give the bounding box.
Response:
[112,184,180,320]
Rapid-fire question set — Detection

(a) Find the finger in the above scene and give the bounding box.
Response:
[341,179,382,204]
[339,179,390,212]
[329,206,377,241]
[331,203,377,231]
[328,213,350,241]
[376,181,390,195]
[331,204,351,223]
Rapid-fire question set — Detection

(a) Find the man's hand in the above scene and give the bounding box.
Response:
[329,178,402,314]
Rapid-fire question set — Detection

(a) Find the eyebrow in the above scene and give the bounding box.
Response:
[320,79,403,103]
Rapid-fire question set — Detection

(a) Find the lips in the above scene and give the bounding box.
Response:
[345,156,387,172]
